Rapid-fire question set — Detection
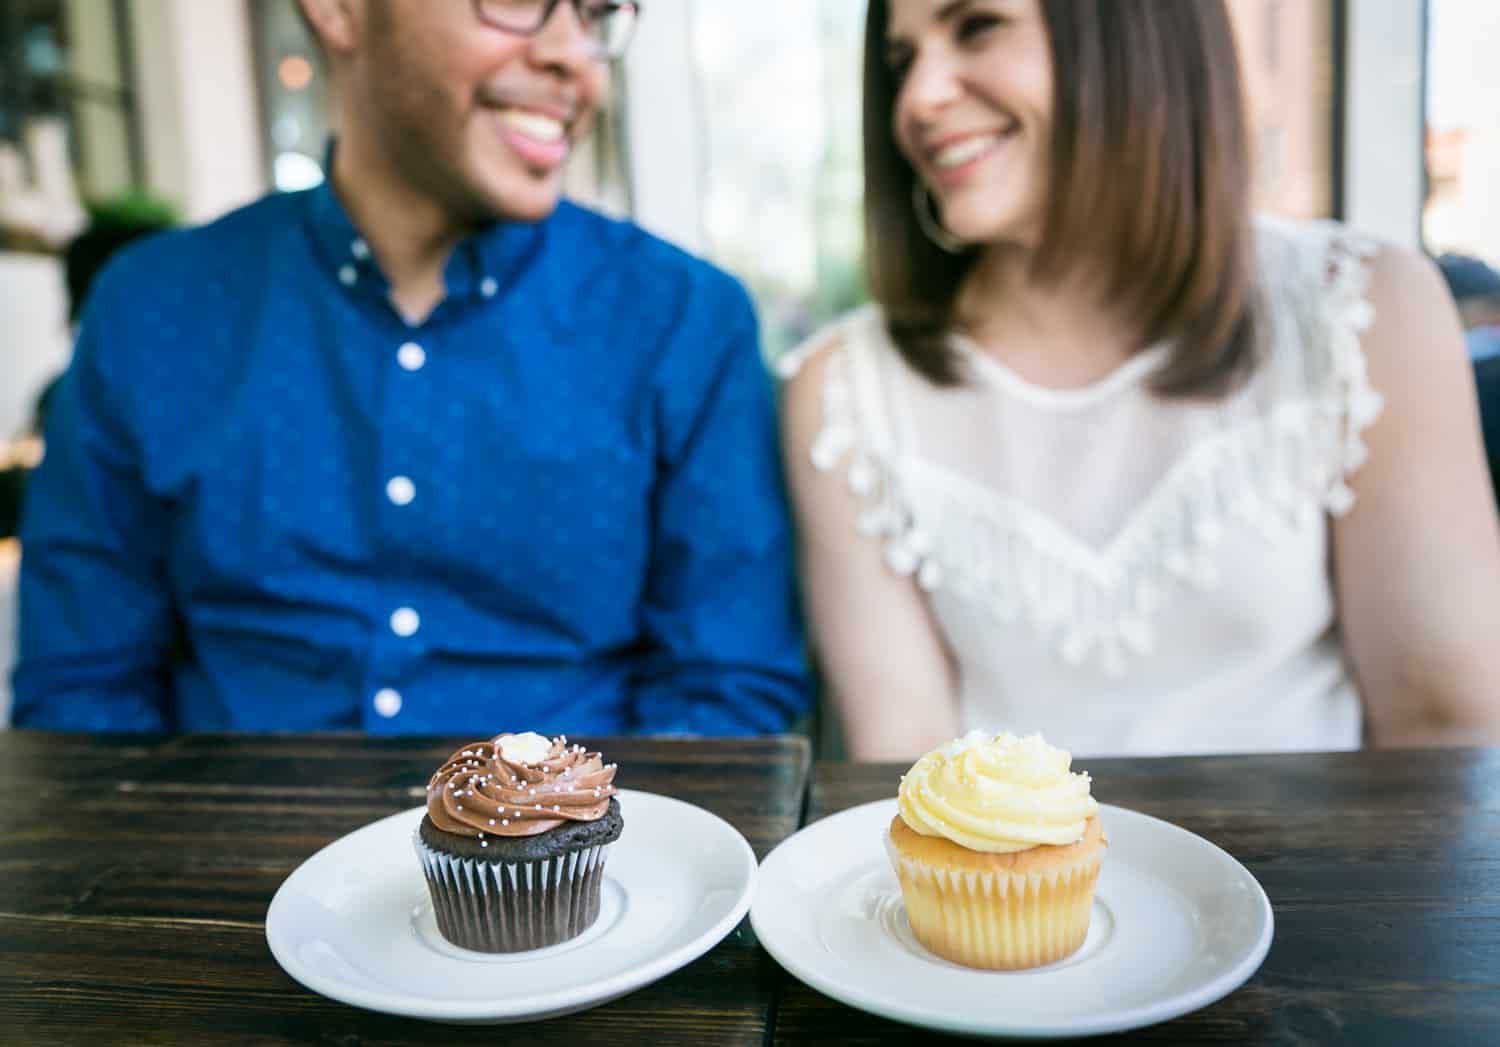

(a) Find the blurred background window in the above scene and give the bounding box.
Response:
[686,0,867,359]
[0,0,142,229]
[1424,0,1500,267]
[253,0,328,193]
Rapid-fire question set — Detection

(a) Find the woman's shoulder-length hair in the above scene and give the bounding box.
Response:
[864,0,1259,398]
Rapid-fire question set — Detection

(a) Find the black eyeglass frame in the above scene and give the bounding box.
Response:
[472,0,642,58]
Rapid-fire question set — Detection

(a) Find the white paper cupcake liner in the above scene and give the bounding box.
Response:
[884,831,1104,970]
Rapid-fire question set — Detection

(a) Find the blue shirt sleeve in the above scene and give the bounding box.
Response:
[12,278,176,731]
[630,277,811,735]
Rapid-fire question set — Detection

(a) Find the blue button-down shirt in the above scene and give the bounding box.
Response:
[13,182,809,734]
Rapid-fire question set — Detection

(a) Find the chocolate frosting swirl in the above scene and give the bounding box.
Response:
[426,732,618,838]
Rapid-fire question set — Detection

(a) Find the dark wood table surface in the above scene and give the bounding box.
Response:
[4,736,1499,1045]
[771,749,1500,1047]
[0,731,810,1047]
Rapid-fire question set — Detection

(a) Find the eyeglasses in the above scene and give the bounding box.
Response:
[473,0,641,60]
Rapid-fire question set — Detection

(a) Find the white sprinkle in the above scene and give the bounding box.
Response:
[488,819,495,826]
[502,819,509,826]
[553,805,560,812]
[456,805,463,810]
[481,841,488,848]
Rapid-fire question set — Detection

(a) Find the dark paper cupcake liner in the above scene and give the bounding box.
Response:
[414,834,613,952]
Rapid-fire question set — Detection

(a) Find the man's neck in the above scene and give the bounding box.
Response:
[331,131,469,325]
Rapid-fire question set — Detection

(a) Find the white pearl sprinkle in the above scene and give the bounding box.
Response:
[502,819,509,826]
[488,819,495,826]
[481,841,488,848]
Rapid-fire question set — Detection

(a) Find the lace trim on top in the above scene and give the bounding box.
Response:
[783,228,1384,676]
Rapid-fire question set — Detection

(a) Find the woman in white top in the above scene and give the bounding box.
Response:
[780,0,1500,759]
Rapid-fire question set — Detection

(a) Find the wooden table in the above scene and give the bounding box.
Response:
[0,732,810,1046]
[772,750,1500,1047]
[4,737,1498,1044]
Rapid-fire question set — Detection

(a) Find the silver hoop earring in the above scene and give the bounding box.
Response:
[912,181,965,254]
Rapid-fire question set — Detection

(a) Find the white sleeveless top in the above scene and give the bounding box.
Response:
[783,217,1383,757]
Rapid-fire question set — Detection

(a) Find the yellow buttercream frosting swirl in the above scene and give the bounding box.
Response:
[897,731,1098,854]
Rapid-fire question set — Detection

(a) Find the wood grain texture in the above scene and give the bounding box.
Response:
[0,732,809,1046]
[769,750,1500,1047]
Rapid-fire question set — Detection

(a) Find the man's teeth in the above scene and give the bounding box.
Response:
[498,110,566,142]
[934,135,1001,169]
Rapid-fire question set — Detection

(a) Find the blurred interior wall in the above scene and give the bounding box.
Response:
[1344,0,1425,246]
[1227,0,1338,221]
[129,0,265,223]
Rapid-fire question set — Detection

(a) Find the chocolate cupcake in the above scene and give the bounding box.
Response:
[415,731,622,952]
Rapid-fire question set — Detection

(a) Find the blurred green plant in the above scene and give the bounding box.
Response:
[83,190,179,229]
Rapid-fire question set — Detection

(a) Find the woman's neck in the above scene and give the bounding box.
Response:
[954,243,1147,390]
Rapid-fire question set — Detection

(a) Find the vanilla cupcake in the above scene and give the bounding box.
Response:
[885,731,1105,970]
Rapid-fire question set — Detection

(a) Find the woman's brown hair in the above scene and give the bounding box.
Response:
[864,0,1258,397]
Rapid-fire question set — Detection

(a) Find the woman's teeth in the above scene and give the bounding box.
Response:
[933,133,1005,170]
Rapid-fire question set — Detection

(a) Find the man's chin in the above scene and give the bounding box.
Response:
[469,176,565,224]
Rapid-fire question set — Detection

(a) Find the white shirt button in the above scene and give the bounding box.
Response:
[390,607,420,637]
[373,688,403,718]
[398,342,426,371]
[479,276,499,298]
[386,475,416,506]
[351,237,371,261]
[338,264,357,287]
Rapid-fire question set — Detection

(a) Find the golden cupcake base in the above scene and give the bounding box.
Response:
[885,815,1107,970]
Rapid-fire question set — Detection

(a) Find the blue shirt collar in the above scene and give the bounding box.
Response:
[303,149,544,308]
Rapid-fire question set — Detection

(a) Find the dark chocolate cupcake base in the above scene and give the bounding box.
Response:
[415,798,624,953]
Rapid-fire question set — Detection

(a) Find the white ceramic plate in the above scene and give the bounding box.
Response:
[751,800,1272,1040]
[266,789,757,1023]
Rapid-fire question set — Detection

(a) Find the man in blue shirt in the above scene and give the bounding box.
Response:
[12,0,810,735]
